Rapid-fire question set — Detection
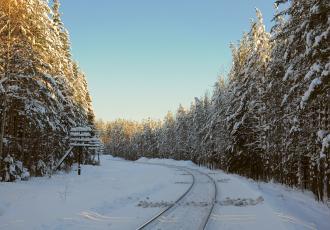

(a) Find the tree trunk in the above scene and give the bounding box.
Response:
[0,1,12,179]
[0,94,7,177]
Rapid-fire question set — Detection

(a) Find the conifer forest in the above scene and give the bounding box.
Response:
[0,2,330,228]
[0,0,94,181]
[97,1,330,201]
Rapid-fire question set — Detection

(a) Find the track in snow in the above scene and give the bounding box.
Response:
[136,164,217,230]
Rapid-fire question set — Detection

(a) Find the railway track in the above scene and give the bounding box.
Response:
[194,168,218,230]
[135,163,217,230]
[135,166,195,230]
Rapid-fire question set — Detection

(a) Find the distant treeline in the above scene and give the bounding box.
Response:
[0,0,94,181]
[98,1,330,201]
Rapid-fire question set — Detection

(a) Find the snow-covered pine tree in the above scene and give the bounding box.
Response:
[0,0,95,180]
[159,112,176,158]
[276,0,329,200]
[204,77,229,169]
[52,0,71,75]
[245,9,272,180]
[223,9,271,180]
[0,0,65,178]
[140,118,161,158]
[262,6,288,184]
[224,32,252,176]
[174,105,189,160]
[189,98,202,163]
[191,94,211,166]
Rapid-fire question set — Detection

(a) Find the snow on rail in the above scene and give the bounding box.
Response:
[134,161,218,230]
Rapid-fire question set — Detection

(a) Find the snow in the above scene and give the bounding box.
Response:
[0,83,4,93]
[0,155,190,230]
[281,94,288,106]
[304,63,321,81]
[0,76,8,85]
[322,62,330,78]
[301,77,322,107]
[306,31,313,48]
[70,127,92,132]
[320,133,330,159]
[210,173,329,230]
[283,65,293,81]
[310,4,319,14]
[322,134,330,149]
[1,155,329,230]
[313,26,330,48]
[135,158,330,230]
[318,130,330,158]
[0,76,8,93]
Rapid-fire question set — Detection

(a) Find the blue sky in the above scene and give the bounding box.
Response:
[59,0,275,121]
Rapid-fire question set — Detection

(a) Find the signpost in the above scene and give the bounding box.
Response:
[69,127,102,175]
[53,126,102,175]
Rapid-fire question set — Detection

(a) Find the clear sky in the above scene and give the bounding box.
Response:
[59,0,275,121]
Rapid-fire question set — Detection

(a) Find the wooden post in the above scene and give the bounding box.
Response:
[78,146,81,175]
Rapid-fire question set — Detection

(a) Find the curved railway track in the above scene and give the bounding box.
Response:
[135,167,195,230]
[195,168,218,230]
[135,163,217,230]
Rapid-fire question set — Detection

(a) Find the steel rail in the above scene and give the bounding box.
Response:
[135,166,195,230]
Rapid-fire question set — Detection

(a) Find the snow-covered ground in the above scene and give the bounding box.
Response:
[0,155,329,230]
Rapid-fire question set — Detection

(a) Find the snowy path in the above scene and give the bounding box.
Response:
[0,155,329,230]
[139,167,217,230]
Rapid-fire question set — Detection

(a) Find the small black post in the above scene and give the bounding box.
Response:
[78,147,81,175]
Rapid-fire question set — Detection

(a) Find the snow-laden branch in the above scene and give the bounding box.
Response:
[0,77,8,93]
[0,77,8,84]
